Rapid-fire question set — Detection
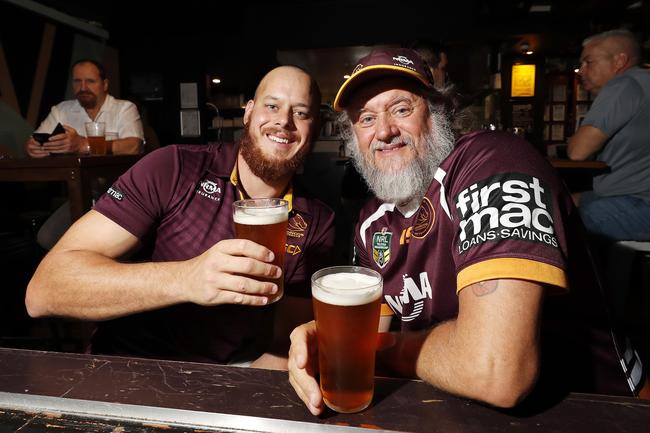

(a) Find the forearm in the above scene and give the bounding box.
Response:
[26,250,186,321]
[380,320,538,407]
[112,137,142,155]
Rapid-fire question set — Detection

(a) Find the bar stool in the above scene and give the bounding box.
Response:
[605,241,650,370]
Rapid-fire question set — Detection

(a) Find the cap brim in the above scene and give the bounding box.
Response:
[333,65,432,111]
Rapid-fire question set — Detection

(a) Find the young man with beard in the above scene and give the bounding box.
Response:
[288,48,648,413]
[25,59,144,250]
[25,59,143,157]
[26,66,335,368]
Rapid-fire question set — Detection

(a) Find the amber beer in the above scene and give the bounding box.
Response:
[84,121,106,155]
[233,199,288,304]
[87,136,107,155]
[312,266,383,413]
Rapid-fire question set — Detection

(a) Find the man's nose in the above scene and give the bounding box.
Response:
[374,113,399,142]
[274,109,294,128]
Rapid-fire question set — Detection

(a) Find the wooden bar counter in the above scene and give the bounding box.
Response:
[0,348,648,432]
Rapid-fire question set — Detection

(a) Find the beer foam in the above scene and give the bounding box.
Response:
[313,272,382,306]
[233,207,288,225]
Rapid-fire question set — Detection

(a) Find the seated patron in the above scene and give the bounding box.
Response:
[568,29,650,242]
[25,59,145,250]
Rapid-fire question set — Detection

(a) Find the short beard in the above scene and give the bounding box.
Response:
[239,125,310,183]
[76,91,98,109]
[341,104,455,205]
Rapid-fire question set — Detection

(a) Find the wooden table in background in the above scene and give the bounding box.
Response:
[0,155,141,221]
[548,158,610,192]
[0,348,649,432]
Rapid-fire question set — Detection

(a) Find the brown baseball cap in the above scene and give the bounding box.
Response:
[333,47,435,111]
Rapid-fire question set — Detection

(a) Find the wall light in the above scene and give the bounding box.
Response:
[343,74,351,79]
[212,78,221,84]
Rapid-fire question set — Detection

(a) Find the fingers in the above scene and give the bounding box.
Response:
[217,238,276,262]
[288,321,323,415]
[207,273,278,305]
[213,239,282,279]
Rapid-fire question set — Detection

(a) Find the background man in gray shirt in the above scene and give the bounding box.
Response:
[568,29,650,241]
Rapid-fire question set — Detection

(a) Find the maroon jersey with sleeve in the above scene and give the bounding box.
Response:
[355,130,644,397]
[92,143,335,363]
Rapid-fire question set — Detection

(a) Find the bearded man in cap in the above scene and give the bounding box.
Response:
[288,48,648,412]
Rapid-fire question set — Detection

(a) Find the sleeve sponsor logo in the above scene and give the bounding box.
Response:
[454,173,558,254]
[107,186,125,201]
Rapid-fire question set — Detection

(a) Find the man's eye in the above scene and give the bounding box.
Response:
[392,106,413,117]
[266,104,278,111]
[294,111,308,119]
[358,115,376,126]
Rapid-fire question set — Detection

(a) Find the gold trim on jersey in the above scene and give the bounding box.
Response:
[456,258,567,294]
[229,163,294,211]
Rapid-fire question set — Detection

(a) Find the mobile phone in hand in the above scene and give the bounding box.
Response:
[32,123,65,145]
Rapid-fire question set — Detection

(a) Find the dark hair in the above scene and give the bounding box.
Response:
[72,58,106,80]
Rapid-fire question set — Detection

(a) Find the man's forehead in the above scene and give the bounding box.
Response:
[347,78,425,110]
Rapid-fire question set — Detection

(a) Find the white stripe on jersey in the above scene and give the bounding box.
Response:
[359,203,396,248]
[433,167,452,220]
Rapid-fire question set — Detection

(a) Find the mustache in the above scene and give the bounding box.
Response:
[76,91,94,96]
[370,135,414,151]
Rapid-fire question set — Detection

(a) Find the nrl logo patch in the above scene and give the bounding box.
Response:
[372,230,392,268]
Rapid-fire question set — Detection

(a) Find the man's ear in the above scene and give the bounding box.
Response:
[614,52,629,71]
[103,79,109,92]
[243,99,254,126]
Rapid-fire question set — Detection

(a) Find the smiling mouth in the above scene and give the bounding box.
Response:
[375,142,406,153]
[267,134,290,144]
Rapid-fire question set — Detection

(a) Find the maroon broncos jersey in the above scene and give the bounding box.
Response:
[355,130,644,397]
[93,143,335,363]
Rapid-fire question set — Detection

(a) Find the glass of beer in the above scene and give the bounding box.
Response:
[84,121,107,155]
[312,266,383,413]
[232,198,288,304]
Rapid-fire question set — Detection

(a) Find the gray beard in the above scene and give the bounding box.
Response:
[345,111,454,205]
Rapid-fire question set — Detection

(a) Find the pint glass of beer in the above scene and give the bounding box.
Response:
[312,266,383,413]
[84,121,107,155]
[232,198,288,304]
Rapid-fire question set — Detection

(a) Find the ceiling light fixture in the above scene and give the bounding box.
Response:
[212,78,221,84]
[343,74,351,79]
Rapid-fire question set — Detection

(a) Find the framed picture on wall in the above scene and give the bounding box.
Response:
[551,123,565,141]
[552,84,566,102]
[552,104,566,121]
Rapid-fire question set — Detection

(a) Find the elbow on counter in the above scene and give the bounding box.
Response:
[466,357,539,409]
[25,278,50,318]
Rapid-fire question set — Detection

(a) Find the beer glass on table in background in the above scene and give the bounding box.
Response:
[105,131,118,155]
[312,266,383,413]
[84,121,107,155]
[232,198,288,304]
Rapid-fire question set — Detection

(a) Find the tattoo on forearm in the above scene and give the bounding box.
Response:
[472,280,498,297]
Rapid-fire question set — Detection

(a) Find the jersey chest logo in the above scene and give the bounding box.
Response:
[372,229,392,268]
[412,197,435,239]
[195,179,223,202]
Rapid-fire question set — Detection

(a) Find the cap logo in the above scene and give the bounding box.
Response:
[393,55,414,65]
